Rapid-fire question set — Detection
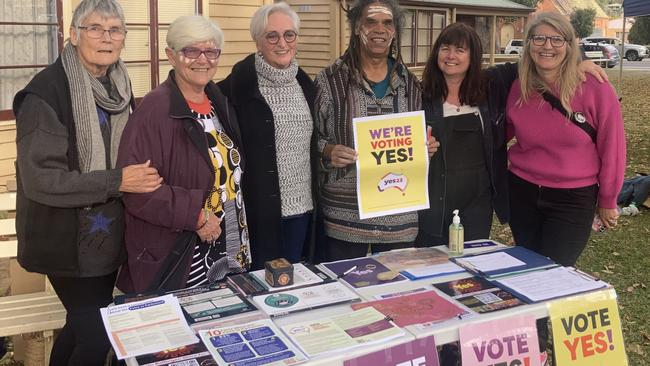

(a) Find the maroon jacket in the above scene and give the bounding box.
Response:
[116,71,243,293]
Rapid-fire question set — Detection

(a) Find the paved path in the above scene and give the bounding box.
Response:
[618,58,650,72]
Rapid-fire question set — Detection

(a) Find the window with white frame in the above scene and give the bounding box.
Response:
[0,0,62,121]
[0,0,201,121]
[401,9,446,67]
[118,0,202,100]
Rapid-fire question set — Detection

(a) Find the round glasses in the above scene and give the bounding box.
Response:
[529,35,567,48]
[264,31,298,45]
[78,25,127,40]
[179,47,222,60]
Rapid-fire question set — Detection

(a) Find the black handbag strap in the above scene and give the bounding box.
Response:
[541,91,597,143]
[146,231,198,292]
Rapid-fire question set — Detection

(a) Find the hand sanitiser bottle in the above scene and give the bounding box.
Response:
[448,209,464,256]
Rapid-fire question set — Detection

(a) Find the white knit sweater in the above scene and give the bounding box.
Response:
[255,53,313,217]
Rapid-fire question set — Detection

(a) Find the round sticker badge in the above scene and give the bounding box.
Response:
[264,293,299,308]
[278,273,291,286]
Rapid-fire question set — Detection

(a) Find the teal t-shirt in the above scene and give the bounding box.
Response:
[368,58,394,99]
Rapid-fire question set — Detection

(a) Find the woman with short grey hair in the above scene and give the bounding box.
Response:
[13,0,161,363]
[71,0,125,29]
[249,2,300,40]
[219,2,319,269]
[117,15,251,293]
[165,14,224,51]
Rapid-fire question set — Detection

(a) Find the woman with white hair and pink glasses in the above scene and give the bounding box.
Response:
[117,15,251,293]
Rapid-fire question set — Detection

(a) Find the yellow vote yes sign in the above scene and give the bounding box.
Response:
[549,289,628,366]
[352,111,430,219]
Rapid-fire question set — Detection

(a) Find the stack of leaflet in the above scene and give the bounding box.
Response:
[399,262,465,280]
[114,282,265,333]
[450,247,608,303]
[321,257,408,288]
[129,342,214,366]
[373,247,466,280]
[433,276,525,313]
[227,263,334,296]
[199,319,307,365]
[492,266,608,303]
[101,295,201,361]
[451,246,558,279]
[280,307,405,358]
[169,283,266,332]
[252,281,360,317]
[373,247,450,272]
[350,290,466,327]
[249,263,331,292]
[227,272,269,296]
[225,263,360,317]
[462,239,500,251]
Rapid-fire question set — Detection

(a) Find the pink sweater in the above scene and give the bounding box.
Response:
[506,75,626,209]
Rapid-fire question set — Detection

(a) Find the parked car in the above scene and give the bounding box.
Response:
[504,39,524,54]
[580,42,620,68]
[582,36,648,61]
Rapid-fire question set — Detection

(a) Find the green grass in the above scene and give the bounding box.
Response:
[491,70,650,366]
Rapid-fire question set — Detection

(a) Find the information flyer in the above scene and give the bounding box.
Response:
[352,111,429,219]
[351,290,465,327]
[252,281,359,317]
[548,289,628,366]
[433,276,524,314]
[132,342,215,366]
[199,319,306,366]
[100,294,198,360]
[282,307,404,358]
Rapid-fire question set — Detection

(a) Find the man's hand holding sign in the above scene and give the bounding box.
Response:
[352,111,433,219]
[324,124,438,168]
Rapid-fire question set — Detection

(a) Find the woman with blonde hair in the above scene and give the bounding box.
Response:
[507,11,625,267]
[506,12,625,365]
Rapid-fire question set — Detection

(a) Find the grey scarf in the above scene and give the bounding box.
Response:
[61,42,132,173]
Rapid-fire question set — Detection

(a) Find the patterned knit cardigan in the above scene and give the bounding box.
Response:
[315,54,422,181]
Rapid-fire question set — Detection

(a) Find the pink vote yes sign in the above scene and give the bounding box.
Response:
[459,315,541,366]
[344,336,439,366]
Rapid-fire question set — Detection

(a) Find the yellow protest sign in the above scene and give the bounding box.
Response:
[352,111,429,219]
[548,289,628,366]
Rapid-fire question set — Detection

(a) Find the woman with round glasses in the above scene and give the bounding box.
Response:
[13,0,162,363]
[507,11,625,267]
[219,2,319,269]
[116,15,251,293]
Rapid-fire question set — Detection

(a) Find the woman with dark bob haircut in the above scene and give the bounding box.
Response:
[417,22,517,246]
